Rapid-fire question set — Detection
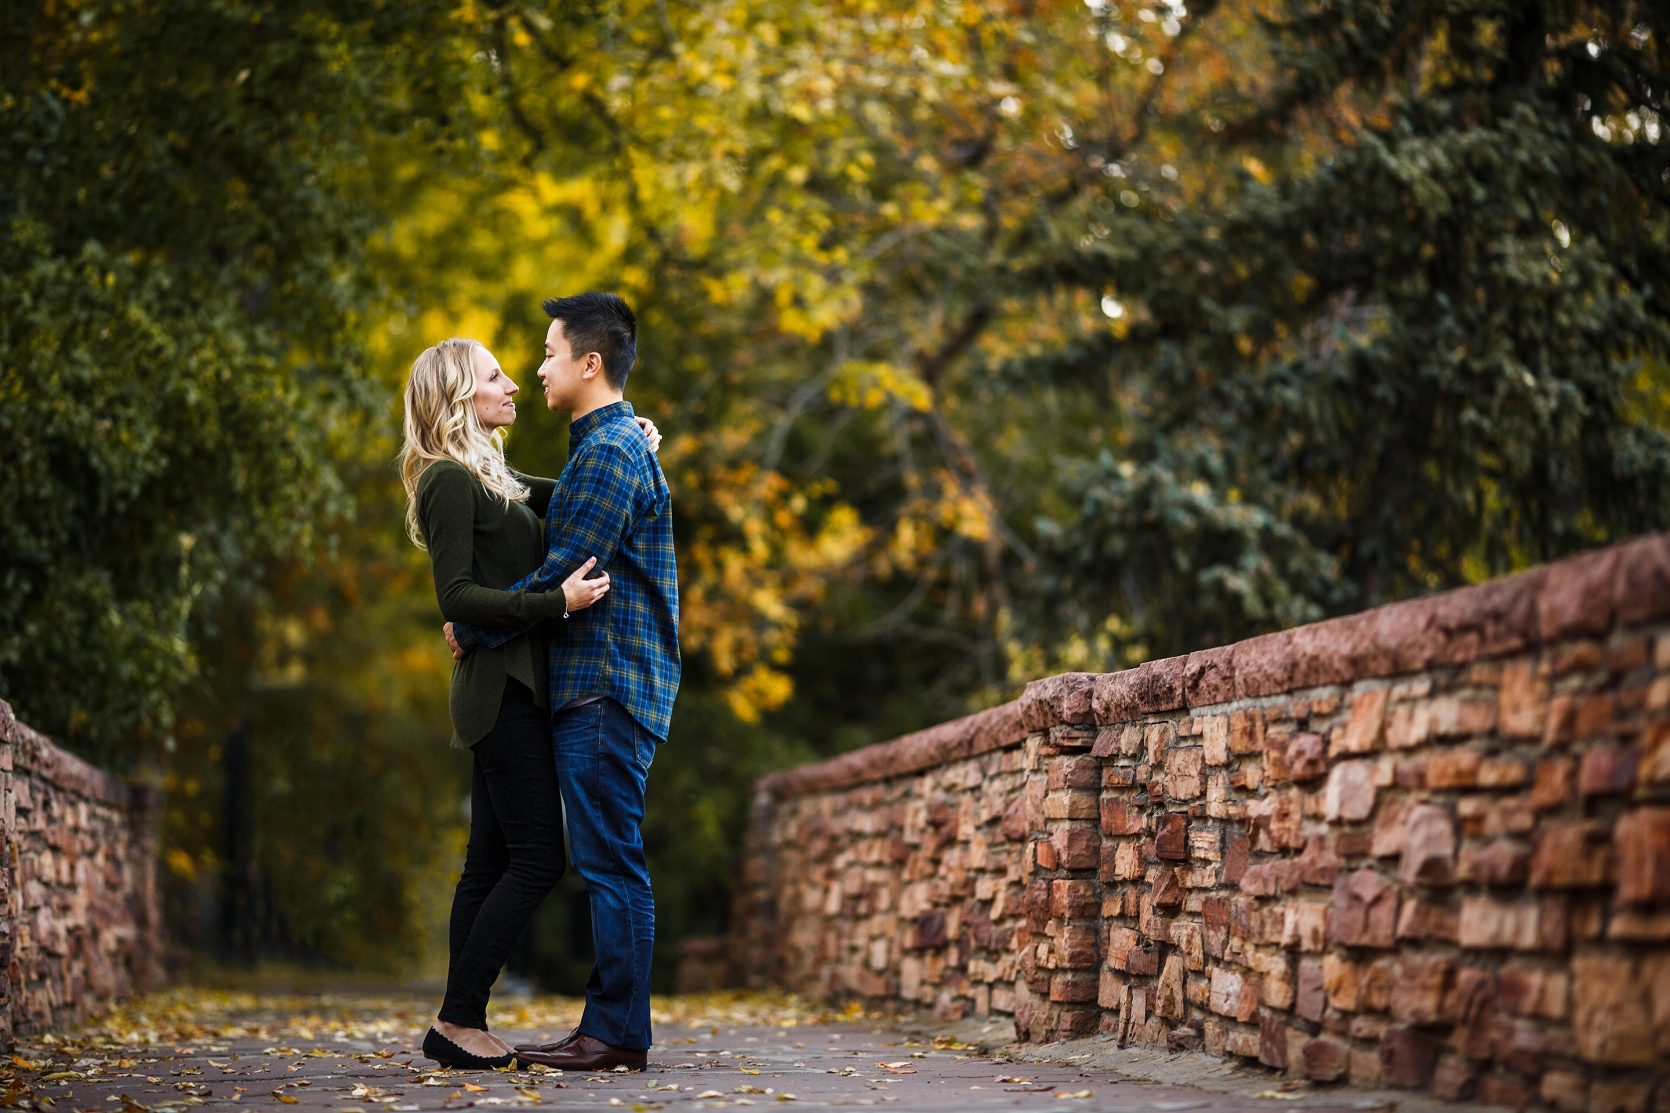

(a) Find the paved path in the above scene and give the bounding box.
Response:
[2,1003,1390,1113]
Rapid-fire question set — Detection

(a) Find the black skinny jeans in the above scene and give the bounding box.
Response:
[439,679,565,1029]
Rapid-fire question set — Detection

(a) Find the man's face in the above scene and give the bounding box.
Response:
[537,319,584,412]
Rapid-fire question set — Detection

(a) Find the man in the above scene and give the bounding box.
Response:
[445,292,679,1071]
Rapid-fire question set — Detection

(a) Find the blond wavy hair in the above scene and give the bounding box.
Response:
[400,338,529,549]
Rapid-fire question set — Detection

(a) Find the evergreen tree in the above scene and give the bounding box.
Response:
[1035,0,1670,659]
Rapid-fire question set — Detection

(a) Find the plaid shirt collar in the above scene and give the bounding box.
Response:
[568,399,635,450]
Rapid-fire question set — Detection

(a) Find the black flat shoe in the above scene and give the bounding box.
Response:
[424,1027,514,1070]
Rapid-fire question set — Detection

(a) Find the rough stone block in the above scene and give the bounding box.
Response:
[1111,839,1148,880]
[1579,746,1639,797]
[1499,659,1549,737]
[1164,1028,1200,1054]
[1049,971,1099,1002]
[1398,803,1456,886]
[1224,1026,1261,1059]
[1540,1070,1589,1113]
[1391,954,1453,1024]
[1002,796,1028,841]
[1425,748,1481,789]
[1296,834,1341,886]
[1430,1056,1475,1103]
[1334,687,1388,755]
[1155,813,1188,860]
[1201,716,1230,766]
[1571,954,1655,1067]
[1155,954,1186,1019]
[1050,825,1100,869]
[1100,795,1145,836]
[1248,792,1306,851]
[1295,959,1325,1022]
[1322,954,1359,1011]
[1229,709,1263,755]
[1370,796,1412,857]
[1295,1037,1346,1082]
[1257,1013,1289,1069]
[1224,829,1248,885]
[1456,840,1530,886]
[1165,748,1204,800]
[1614,807,1670,905]
[1148,868,1184,909]
[1098,968,1126,1010]
[1048,756,1102,791]
[1049,879,1099,919]
[1395,897,1459,942]
[1588,1080,1651,1113]
[1107,927,1142,972]
[1497,966,1569,1019]
[1640,720,1670,788]
[1530,821,1615,888]
[1574,693,1616,739]
[1324,761,1375,822]
[1044,789,1100,820]
[1379,1026,1438,1089]
[1328,868,1398,948]
[1280,902,1327,952]
[1457,895,1566,952]
[1184,646,1236,707]
[1208,967,1257,1022]
[1287,733,1327,782]
[1477,756,1529,787]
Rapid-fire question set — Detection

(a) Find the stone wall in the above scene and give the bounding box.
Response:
[0,700,164,1047]
[732,534,1670,1106]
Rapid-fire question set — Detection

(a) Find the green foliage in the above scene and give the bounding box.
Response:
[0,223,353,762]
[1029,0,1670,660]
[7,0,1669,979]
[0,0,462,763]
[2,0,472,968]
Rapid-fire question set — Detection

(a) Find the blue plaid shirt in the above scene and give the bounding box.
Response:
[451,401,681,740]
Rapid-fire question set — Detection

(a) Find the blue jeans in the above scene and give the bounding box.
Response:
[553,697,658,1051]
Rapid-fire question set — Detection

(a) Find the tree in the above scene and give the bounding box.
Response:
[1030,0,1670,659]
[0,0,464,765]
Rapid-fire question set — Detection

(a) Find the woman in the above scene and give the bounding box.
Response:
[401,337,660,1069]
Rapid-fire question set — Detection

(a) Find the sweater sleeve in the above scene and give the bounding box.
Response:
[417,464,569,626]
[451,440,637,653]
[512,470,558,520]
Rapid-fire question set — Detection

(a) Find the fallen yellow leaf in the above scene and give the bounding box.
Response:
[463,1084,488,1093]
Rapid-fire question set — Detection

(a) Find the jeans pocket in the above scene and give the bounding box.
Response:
[633,727,657,774]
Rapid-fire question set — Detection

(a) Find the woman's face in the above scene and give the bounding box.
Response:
[470,345,519,431]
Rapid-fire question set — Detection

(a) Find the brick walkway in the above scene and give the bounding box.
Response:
[4,1000,1395,1113]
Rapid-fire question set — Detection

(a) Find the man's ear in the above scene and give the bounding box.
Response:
[581,352,604,381]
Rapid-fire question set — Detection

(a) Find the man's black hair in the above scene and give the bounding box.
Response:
[541,292,637,390]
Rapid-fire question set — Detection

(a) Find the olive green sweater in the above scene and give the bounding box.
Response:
[416,460,568,748]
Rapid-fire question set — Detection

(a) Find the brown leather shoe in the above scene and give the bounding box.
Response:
[515,1033,646,1072]
[513,1028,582,1054]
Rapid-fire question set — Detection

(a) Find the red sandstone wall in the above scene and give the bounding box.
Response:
[732,533,1670,1107]
[0,700,165,1047]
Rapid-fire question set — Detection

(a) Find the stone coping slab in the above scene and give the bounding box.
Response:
[0,698,129,806]
[759,533,1670,799]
